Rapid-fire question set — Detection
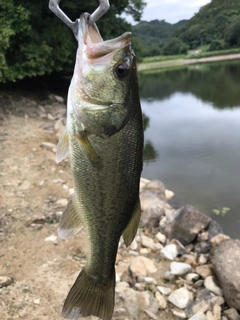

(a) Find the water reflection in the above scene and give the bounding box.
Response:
[140,60,240,238]
[139,60,240,109]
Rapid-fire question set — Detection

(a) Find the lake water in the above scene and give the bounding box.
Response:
[140,61,240,238]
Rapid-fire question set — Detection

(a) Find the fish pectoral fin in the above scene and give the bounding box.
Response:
[58,194,83,239]
[62,267,115,320]
[75,131,102,168]
[123,198,141,247]
[56,128,69,164]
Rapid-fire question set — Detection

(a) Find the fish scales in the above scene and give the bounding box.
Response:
[56,12,143,320]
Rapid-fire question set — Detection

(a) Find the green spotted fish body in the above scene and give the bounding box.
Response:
[56,13,143,320]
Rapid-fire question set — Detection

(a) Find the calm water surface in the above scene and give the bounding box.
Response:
[140,61,240,238]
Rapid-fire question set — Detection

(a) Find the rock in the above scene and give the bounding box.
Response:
[0,276,13,288]
[44,234,57,243]
[34,298,40,305]
[40,142,56,152]
[194,241,211,254]
[198,254,208,265]
[198,231,209,241]
[157,286,172,296]
[206,311,215,320]
[138,277,157,285]
[170,262,192,276]
[185,273,200,282]
[130,239,138,251]
[195,265,214,279]
[163,271,176,282]
[140,234,158,251]
[155,291,167,309]
[164,205,212,245]
[144,309,159,320]
[170,239,187,255]
[210,234,230,248]
[168,287,193,309]
[139,248,150,255]
[56,198,68,207]
[129,256,157,277]
[207,220,224,239]
[188,312,207,320]
[140,191,165,227]
[172,308,187,319]
[165,189,174,200]
[185,290,212,317]
[144,179,165,195]
[223,308,240,320]
[210,295,225,306]
[139,178,150,192]
[155,232,166,244]
[51,94,64,103]
[160,244,178,260]
[212,239,240,310]
[116,283,159,318]
[212,304,221,320]
[204,276,223,296]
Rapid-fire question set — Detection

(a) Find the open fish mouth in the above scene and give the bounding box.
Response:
[78,13,132,59]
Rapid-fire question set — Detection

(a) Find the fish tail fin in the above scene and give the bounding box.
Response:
[62,267,115,320]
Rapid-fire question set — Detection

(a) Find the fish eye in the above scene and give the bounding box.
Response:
[114,60,130,79]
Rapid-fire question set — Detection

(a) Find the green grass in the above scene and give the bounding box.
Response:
[187,48,240,59]
[142,55,185,63]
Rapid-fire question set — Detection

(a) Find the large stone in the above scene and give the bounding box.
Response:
[129,256,157,277]
[204,276,222,296]
[185,289,212,317]
[164,205,212,245]
[116,282,159,319]
[212,239,240,310]
[140,190,165,227]
[223,308,240,320]
[188,312,207,320]
[207,220,224,239]
[160,244,178,261]
[168,287,193,309]
[195,264,214,279]
[170,262,192,276]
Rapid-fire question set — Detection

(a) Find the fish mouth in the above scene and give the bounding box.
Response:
[78,13,132,59]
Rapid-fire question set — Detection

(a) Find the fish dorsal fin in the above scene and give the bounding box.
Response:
[58,194,83,239]
[123,198,141,247]
[74,131,102,169]
[56,128,69,164]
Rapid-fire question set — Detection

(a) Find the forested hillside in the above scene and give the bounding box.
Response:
[132,19,187,56]
[133,0,240,57]
[174,0,240,50]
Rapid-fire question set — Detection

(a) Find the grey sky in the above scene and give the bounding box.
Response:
[129,0,211,24]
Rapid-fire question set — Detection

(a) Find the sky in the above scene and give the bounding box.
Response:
[129,0,211,24]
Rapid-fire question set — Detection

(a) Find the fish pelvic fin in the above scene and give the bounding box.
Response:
[74,131,102,169]
[123,198,141,247]
[56,128,69,163]
[62,267,115,320]
[58,194,83,239]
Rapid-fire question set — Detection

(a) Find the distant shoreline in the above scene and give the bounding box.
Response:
[138,53,240,72]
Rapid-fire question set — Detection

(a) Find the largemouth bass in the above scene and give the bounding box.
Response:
[56,13,143,320]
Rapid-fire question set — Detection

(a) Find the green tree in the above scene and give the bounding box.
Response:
[225,17,240,47]
[0,0,146,83]
[162,37,188,55]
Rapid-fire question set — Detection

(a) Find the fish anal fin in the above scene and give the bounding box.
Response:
[62,267,115,320]
[58,195,83,239]
[56,128,69,164]
[74,131,102,169]
[123,198,141,247]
